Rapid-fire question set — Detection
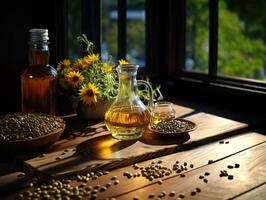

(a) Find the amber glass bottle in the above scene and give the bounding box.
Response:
[21,29,57,115]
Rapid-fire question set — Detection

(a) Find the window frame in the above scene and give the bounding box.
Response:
[57,0,266,110]
[164,0,266,109]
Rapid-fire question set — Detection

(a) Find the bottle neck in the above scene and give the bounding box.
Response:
[117,72,137,99]
[28,42,50,65]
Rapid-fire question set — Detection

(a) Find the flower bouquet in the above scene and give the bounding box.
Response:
[56,34,162,119]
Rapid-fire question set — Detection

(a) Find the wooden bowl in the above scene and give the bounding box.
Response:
[0,121,66,152]
[0,126,65,151]
[148,118,197,137]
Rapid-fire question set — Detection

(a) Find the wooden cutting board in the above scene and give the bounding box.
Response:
[24,110,249,180]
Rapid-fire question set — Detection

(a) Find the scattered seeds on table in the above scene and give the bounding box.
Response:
[123,171,129,176]
[133,196,139,200]
[191,191,196,196]
[179,193,185,198]
[158,179,163,184]
[111,176,117,180]
[234,163,240,168]
[227,165,234,169]
[205,172,210,176]
[148,193,155,198]
[228,175,234,180]
[94,185,100,189]
[208,160,214,164]
[196,188,201,193]
[97,171,103,176]
[106,182,112,188]
[203,178,208,183]
[159,191,166,197]
[219,141,224,144]
[219,170,228,177]
[190,164,194,168]
[169,191,176,197]
[180,174,186,177]
[56,156,62,161]
[225,141,229,144]
[100,186,107,192]
[199,175,204,179]
[103,171,110,175]
[114,180,120,185]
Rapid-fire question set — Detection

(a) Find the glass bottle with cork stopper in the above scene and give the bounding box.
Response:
[21,29,57,115]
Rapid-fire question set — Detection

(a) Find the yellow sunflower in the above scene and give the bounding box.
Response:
[79,83,99,105]
[57,59,71,72]
[73,58,88,71]
[118,59,128,65]
[101,63,113,73]
[83,53,100,65]
[66,71,84,87]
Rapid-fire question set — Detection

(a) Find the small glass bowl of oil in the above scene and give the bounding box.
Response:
[150,101,176,126]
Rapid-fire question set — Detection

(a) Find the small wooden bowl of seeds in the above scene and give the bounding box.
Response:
[148,118,197,137]
[0,112,66,152]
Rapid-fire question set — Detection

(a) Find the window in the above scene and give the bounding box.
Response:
[169,0,266,99]
[68,0,82,60]
[64,0,266,106]
[67,0,146,67]
[218,0,266,81]
[182,0,266,82]
[101,0,118,60]
[185,0,209,73]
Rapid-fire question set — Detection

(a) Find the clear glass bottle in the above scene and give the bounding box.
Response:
[150,101,176,125]
[21,29,57,115]
[105,64,153,140]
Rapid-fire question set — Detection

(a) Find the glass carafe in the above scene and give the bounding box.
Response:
[105,64,153,140]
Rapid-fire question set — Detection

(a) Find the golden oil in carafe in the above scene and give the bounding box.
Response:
[105,106,151,140]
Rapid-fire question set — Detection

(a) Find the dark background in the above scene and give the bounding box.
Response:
[1,0,265,115]
[0,0,67,114]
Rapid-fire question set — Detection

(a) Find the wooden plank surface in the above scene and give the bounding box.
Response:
[3,132,265,200]
[232,183,266,200]
[114,142,266,200]
[24,111,248,179]
[46,104,195,153]
[80,132,266,199]
[0,172,31,195]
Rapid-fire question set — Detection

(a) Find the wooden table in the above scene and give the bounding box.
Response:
[1,100,266,199]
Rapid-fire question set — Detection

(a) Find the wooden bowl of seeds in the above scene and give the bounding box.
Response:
[0,112,66,152]
[148,118,197,137]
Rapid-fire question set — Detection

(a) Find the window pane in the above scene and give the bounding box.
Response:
[101,0,118,61]
[127,0,146,67]
[68,0,81,60]
[185,0,209,73]
[218,0,266,81]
